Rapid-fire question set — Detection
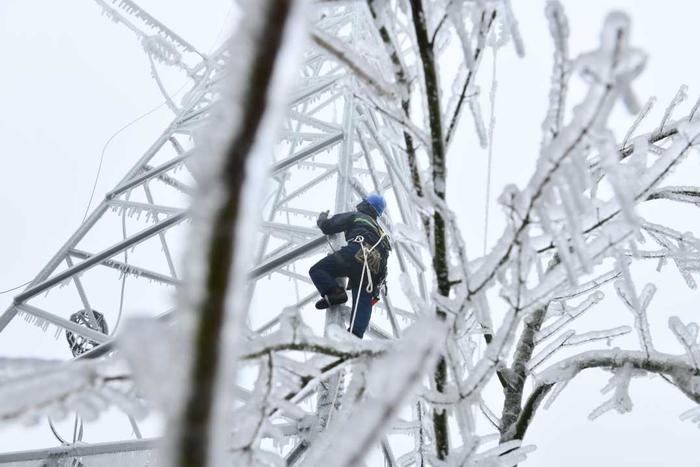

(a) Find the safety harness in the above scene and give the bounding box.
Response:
[322,212,391,334]
[349,229,388,334]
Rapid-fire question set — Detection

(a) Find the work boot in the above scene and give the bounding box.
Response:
[315,287,348,309]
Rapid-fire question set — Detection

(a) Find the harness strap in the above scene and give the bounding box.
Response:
[349,233,387,333]
[353,215,391,251]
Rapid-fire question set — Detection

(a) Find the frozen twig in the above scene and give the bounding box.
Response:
[312,28,398,99]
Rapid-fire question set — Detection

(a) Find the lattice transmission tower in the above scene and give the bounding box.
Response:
[0,1,427,465]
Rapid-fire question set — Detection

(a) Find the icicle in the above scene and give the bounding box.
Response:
[615,278,656,357]
[20,312,51,334]
[689,94,700,122]
[527,330,574,373]
[669,316,700,367]
[600,135,639,229]
[96,0,199,55]
[565,326,632,346]
[536,291,604,344]
[447,2,475,70]
[680,406,700,428]
[588,363,638,420]
[543,379,570,410]
[142,35,183,67]
[657,84,688,135]
[555,176,591,273]
[551,222,578,285]
[614,253,639,310]
[468,87,488,149]
[622,96,656,148]
[501,0,525,57]
[541,0,570,147]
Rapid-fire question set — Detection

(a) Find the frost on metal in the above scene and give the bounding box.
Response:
[3,0,700,466]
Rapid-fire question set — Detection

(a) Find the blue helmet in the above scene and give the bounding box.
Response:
[365,193,386,216]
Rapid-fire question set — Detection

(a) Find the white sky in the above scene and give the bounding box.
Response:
[1,0,700,465]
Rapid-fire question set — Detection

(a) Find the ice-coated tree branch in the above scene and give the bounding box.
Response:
[311,28,398,98]
[163,1,308,465]
[0,358,141,425]
[444,9,497,146]
[508,349,700,443]
[499,306,546,441]
[242,322,388,361]
[540,0,570,147]
[420,8,700,458]
[303,319,444,467]
[241,341,385,361]
[367,0,425,201]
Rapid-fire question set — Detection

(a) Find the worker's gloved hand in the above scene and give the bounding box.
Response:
[316,210,329,228]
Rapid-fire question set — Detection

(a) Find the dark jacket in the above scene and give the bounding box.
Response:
[317,206,392,283]
[318,211,391,254]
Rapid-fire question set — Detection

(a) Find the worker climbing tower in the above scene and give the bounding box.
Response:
[0,1,428,465]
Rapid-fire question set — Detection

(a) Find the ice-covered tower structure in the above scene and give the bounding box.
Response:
[0,1,427,465]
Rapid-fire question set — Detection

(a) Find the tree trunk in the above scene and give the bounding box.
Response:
[409,0,451,459]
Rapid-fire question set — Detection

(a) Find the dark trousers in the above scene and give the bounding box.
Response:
[309,244,373,338]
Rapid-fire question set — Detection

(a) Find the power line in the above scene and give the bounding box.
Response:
[482,47,499,256]
[80,4,234,223]
[1,6,235,297]
[80,86,188,223]
[0,280,32,295]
